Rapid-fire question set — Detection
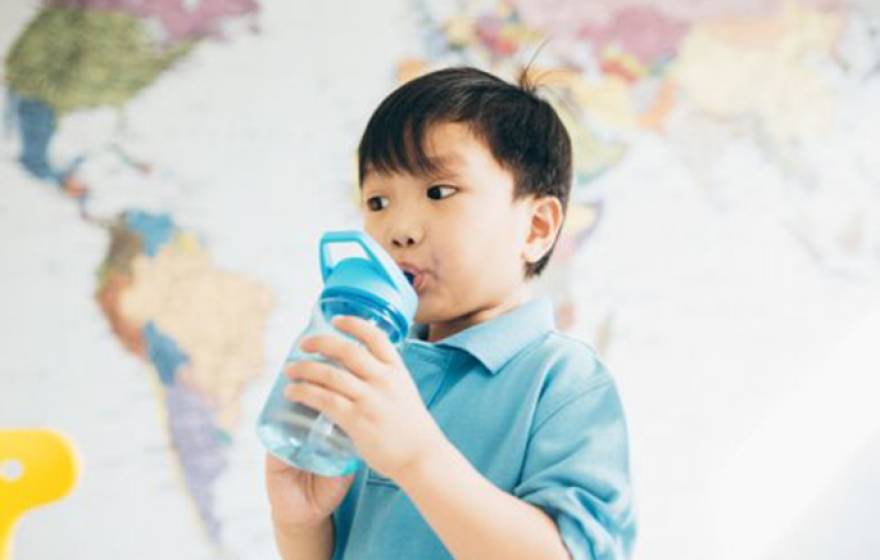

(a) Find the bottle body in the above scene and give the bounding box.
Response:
[257,294,405,477]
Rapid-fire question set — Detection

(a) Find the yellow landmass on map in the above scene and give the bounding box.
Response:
[672,0,842,143]
[119,233,275,430]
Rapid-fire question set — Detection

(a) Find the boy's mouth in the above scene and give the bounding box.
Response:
[398,263,427,293]
[409,272,426,293]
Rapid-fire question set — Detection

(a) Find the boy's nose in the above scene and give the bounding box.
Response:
[392,233,419,248]
[390,223,424,248]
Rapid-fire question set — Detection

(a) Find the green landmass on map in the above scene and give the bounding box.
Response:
[5,7,193,114]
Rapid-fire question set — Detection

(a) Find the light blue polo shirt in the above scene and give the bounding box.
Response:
[331,297,637,559]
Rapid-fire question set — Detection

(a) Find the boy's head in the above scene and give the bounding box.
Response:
[357,66,572,334]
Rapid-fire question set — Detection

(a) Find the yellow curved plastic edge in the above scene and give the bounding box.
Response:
[0,429,79,560]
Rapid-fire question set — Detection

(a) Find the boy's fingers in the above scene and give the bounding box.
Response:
[283,381,354,428]
[286,361,368,403]
[331,316,401,365]
[299,333,383,381]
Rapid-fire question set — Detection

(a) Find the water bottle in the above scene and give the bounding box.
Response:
[257,230,418,477]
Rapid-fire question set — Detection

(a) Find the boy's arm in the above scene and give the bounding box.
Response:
[397,438,572,560]
[273,516,335,560]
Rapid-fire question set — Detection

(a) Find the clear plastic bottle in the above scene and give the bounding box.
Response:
[256,231,417,477]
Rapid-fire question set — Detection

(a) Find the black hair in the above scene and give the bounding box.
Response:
[357,66,572,277]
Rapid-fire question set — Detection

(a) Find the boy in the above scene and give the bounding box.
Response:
[265,66,636,559]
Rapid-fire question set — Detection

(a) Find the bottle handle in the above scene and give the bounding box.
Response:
[319,230,397,287]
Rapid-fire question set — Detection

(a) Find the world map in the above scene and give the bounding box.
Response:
[2,1,878,558]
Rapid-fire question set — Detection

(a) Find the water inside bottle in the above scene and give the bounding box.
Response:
[258,350,361,476]
[257,295,404,476]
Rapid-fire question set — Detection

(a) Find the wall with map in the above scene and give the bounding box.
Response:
[1,1,879,558]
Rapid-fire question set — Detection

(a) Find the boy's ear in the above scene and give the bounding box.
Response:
[523,196,564,264]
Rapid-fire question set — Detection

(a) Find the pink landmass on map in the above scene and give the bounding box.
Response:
[47,0,259,42]
[577,6,690,66]
[514,0,844,28]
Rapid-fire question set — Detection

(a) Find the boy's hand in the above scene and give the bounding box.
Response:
[285,316,446,483]
[264,453,353,533]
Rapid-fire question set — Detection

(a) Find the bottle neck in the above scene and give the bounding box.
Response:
[319,290,408,345]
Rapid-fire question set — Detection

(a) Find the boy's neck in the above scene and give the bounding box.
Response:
[426,283,535,343]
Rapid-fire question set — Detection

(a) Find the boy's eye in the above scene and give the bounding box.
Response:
[426,185,457,200]
[366,196,389,211]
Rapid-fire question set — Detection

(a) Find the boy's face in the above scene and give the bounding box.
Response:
[361,122,538,336]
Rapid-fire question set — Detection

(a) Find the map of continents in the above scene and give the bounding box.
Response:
[3,0,879,556]
[401,0,879,342]
[4,1,273,544]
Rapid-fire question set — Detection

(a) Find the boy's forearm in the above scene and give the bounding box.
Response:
[273,516,334,560]
[396,439,571,560]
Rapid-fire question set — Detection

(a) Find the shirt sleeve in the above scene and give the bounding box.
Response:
[513,376,637,560]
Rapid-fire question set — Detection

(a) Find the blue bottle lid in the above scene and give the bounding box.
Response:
[318,230,418,336]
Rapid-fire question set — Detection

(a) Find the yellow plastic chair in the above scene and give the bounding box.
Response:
[0,430,79,560]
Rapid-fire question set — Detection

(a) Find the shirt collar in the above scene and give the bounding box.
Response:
[407,297,556,375]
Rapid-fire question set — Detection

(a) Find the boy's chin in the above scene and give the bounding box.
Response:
[413,307,431,325]
[412,298,460,327]
[412,298,441,325]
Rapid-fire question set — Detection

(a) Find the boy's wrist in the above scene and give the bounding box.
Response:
[271,510,331,537]
[273,515,334,560]
[395,436,456,493]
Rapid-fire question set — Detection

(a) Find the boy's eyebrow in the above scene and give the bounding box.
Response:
[360,153,465,187]
[423,154,464,177]
[426,153,462,167]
